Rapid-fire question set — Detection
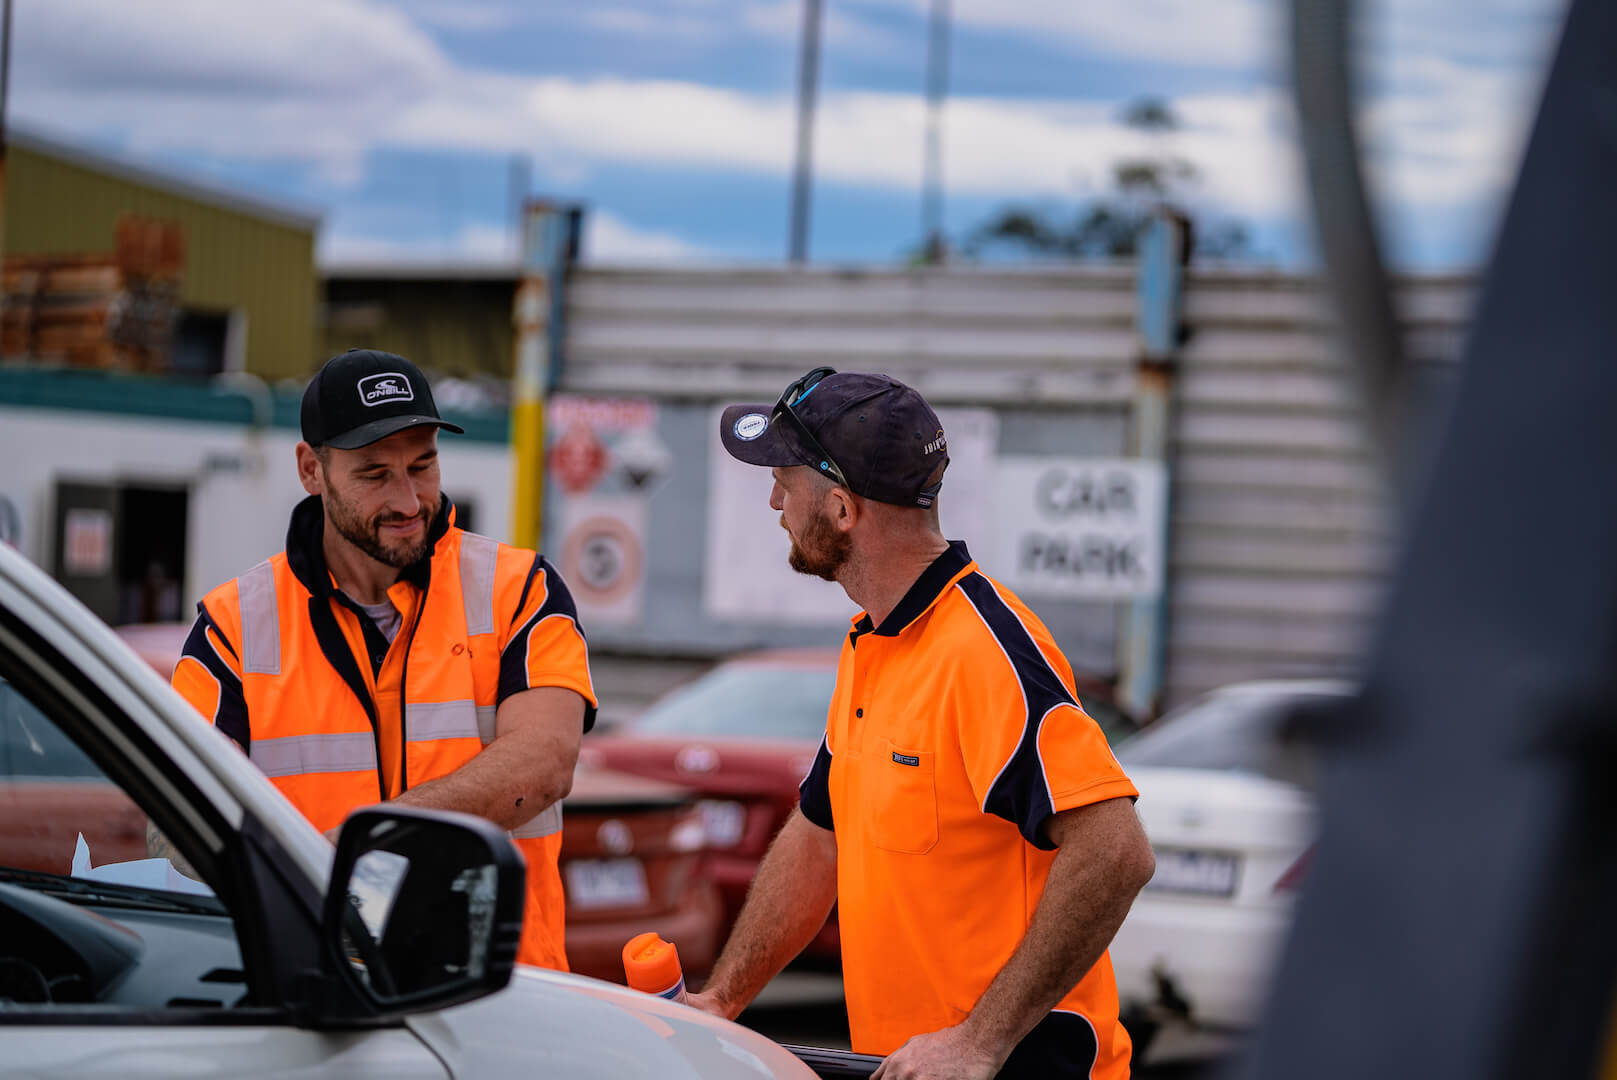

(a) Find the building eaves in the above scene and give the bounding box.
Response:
[319,260,524,281]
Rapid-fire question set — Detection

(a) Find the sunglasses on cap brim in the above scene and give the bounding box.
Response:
[770,366,853,491]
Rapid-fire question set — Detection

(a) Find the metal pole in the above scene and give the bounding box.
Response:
[788,0,823,264]
[507,154,530,261]
[1117,211,1187,722]
[510,201,578,550]
[0,0,13,271]
[921,0,951,264]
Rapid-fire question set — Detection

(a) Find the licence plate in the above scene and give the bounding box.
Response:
[699,800,747,848]
[1144,848,1240,897]
[565,857,650,910]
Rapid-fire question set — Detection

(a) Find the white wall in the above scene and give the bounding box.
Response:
[0,406,513,615]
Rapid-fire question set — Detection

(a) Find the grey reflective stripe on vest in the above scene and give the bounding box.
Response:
[238,560,281,675]
[476,705,497,745]
[511,802,563,839]
[404,700,483,742]
[459,532,498,637]
[251,731,376,778]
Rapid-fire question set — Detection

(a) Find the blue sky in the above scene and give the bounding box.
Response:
[14,0,1565,269]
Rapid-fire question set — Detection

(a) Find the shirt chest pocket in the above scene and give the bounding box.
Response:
[866,738,938,855]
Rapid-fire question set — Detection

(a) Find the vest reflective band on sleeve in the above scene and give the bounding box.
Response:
[238,560,281,675]
[251,731,377,778]
[459,532,498,637]
[511,802,563,839]
[404,700,484,742]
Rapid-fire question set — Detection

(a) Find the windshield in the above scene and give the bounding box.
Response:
[633,663,837,740]
[1118,687,1344,779]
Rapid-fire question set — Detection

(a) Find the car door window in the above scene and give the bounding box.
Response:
[0,675,248,1011]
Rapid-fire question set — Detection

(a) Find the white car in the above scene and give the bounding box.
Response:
[0,541,871,1079]
[1109,680,1347,1043]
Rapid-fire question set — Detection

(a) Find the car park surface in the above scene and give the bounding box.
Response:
[0,543,839,1078]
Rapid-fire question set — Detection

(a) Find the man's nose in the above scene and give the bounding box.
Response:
[769,482,785,511]
[382,474,422,516]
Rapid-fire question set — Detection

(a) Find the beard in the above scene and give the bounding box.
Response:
[785,507,852,582]
[323,482,435,569]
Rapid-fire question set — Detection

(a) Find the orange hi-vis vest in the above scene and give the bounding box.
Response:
[174,495,596,971]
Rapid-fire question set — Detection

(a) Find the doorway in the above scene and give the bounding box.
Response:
[53,481,189,626]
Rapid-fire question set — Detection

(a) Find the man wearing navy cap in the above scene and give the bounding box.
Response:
[167,349,597,971]
[691,368,1155,1080]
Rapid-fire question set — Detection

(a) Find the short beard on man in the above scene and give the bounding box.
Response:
[323,476,433,568]
[787,505,852,581]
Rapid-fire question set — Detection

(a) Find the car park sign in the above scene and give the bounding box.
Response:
[990,457,1167,599]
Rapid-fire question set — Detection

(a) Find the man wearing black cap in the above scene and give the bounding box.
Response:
[688,368,1155,1079]
[169,349,597,972]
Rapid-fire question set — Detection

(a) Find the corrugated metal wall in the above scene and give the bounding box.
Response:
[563,265,1138,405]
[557,265,1472,708]
[1162,273,1469,704]
[555,266,1140,675]
[7,135,319,380]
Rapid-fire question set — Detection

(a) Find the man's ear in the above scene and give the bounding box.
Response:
[828,486,860,532]
[295,442,324,496]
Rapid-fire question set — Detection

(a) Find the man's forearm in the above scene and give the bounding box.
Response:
[960,800,1154,1060]
[701,810,838,1017]
[146,819,199,879]
[392,727,573,831]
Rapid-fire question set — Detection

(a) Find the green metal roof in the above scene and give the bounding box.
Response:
[0,367,510,444]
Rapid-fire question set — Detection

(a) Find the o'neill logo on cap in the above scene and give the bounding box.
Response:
[734,413,769,441]
[358,372,415,407]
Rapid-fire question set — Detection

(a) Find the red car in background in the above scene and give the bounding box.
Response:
[586,648,1141,967]
[114,623,722,985]
[586,650,843,964]
[0,677,148,874]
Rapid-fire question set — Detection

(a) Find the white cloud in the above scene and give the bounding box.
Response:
[320,215,713,267]
[584,212,715,262]
[14,0,1559,257]
[388,76,1300,218]
[318,221,517,266]
[396,2,519,32]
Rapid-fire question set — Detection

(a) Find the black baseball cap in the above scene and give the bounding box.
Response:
[719,369,949,507]
[301,349,464,450]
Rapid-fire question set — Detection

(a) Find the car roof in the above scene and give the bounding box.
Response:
[722,649,839,669]
[1201,678,1354,700]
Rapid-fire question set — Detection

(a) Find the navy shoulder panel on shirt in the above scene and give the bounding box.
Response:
[179,613,250,753]
[497,554,597,732]
[797,734,835,831]
[954,573,1077,851]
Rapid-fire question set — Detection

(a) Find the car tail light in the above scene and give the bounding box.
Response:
[1274,846,1314,892]
[669,817,707,853]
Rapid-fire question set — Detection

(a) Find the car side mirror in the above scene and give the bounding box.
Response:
[323,805,525,1017]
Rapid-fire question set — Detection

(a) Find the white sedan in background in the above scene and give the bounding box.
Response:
[1109,680,1349,1049]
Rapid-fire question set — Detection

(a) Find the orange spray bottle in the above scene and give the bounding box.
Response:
[622,931,688,1004]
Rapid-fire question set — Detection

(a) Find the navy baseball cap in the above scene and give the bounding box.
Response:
[719,369,949,507]
[301,349,464,450]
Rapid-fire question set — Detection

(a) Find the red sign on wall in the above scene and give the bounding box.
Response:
[549,425,610,494]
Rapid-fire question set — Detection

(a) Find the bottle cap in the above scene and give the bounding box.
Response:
[622,932,683,994]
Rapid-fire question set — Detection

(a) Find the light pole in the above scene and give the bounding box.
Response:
[788,0,823,264]
[921,0,951,263]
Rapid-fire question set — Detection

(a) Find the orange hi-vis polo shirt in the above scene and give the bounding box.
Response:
[172,494,596,971]
[797,541,1139,1077]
